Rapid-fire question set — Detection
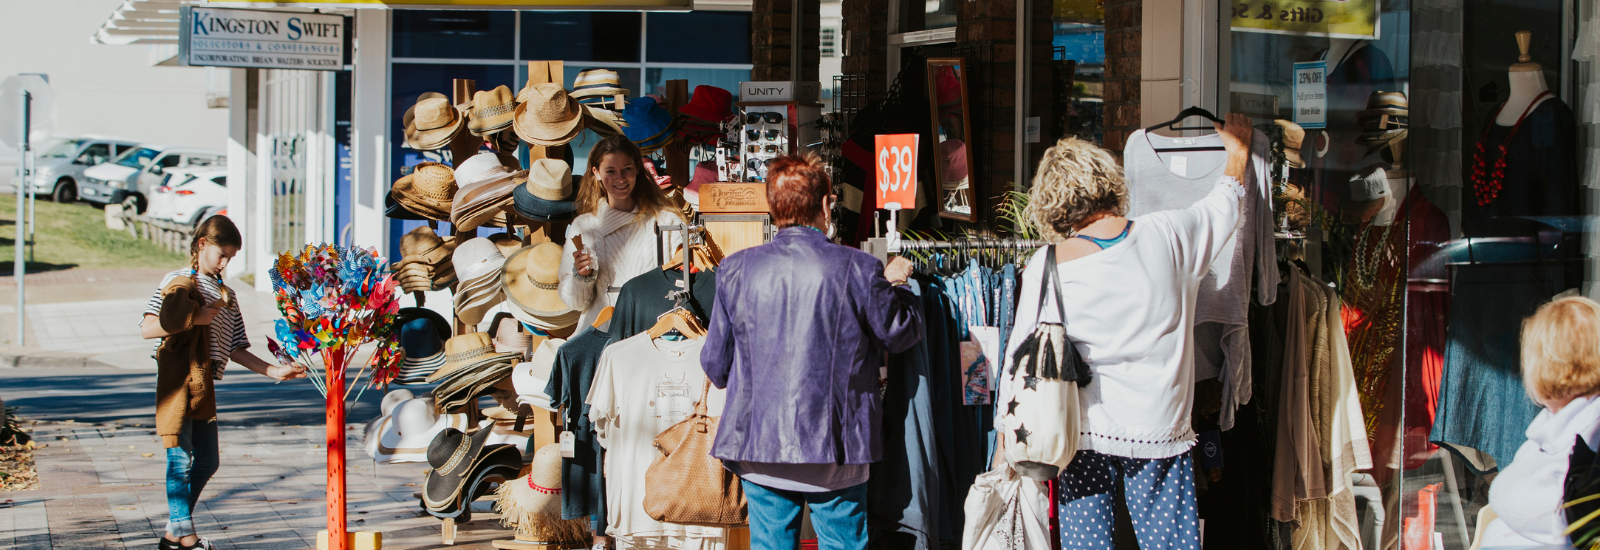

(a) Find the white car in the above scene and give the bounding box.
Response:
[149,169,227,226]
[80,146,224,211]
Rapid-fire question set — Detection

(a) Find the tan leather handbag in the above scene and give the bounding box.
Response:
[643,379,747,526]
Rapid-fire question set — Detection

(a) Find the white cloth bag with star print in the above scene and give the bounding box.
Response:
[962,463,1051,550]
[1000,245,1089,482]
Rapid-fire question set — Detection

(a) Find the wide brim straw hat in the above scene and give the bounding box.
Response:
[494,444,590,544]
[377,398,467,464]
[514,83,586,147]
[510,338,564,411]
[504,243,574,317]
[422,427,495,511]
[512,183,578,223]
[452,237,508,290]
[491,312,534,360]
[405,93,466,150]
[508,303,581,332]
[396,226,456,268]
[520,158,573,202]
[452,153,527,232]
[468,85,517,136]
[571,69,631,100]
[433,360,518,412]
[392,162,457,221]
[387,192,429,221]
[426,332,521,382]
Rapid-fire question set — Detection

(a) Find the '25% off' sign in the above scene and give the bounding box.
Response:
[875,134,919,211]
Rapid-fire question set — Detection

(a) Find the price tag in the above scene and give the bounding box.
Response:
[874,134,920,211]
[560,431,576,458]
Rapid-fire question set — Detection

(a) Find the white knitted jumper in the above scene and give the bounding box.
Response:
[558,201,684,328]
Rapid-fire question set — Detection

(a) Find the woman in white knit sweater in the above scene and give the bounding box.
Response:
[998,114,1253,550]
[560,135,685,329]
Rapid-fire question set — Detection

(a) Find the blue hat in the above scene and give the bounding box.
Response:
[512,180,577,222]
[621,97,673,148]
[394,308,449,385]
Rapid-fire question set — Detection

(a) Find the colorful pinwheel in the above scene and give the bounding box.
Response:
[267,244,405,402]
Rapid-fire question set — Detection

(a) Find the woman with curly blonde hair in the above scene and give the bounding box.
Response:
[1000,114,1255,550]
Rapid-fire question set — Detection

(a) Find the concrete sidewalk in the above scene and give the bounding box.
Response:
[4,420,520,550]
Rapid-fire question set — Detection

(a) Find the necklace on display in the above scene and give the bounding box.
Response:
[1352,220,1395,290]
[1471,90,1552,206]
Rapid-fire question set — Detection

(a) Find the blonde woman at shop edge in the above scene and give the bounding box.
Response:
[999,114,1253,550]
[561,135,686,330]
[1477,296,1600,547]
[139,216,307,550]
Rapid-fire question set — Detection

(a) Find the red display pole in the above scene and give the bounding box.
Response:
[325,349,347,550]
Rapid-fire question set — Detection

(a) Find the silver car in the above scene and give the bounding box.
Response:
[80,146,225,211]
[27,137,141,203]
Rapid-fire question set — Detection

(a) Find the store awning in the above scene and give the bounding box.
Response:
[92,0,186,45]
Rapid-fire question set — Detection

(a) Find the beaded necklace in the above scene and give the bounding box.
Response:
[1471,90,1551,207]
[1351,220,1394,290]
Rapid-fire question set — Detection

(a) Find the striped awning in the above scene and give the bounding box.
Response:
[92,0,186,46]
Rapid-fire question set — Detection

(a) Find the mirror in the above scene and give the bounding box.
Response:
[927,58,976,222]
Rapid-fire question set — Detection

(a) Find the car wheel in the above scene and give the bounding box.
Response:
[51,178,76,203]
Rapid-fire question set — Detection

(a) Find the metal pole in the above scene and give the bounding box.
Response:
[26,144,33,263]
[15,90,28,345]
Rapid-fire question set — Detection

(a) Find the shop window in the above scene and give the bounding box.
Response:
[822,28,837,58]
[393,10,516,60]
[645,12,751,64]
[643,68,750,98]
[564,66,643,99]
[521,12,642,63]
[900,0,957,32]
[1053,0,1106,144]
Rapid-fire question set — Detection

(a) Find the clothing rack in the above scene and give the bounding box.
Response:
[657,223,705,305]
[897,238,1050,250]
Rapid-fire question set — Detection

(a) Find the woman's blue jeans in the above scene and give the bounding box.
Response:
[165,418,219,538]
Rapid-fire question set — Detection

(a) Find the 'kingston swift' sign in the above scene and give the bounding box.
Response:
[179,7,349,71]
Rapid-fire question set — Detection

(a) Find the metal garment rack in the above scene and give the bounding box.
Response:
[656,223,706,304]
[897,238,1050,251]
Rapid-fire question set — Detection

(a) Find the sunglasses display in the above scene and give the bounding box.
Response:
[746,112,784,124]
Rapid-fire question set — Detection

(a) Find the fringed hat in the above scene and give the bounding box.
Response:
[495,444,591,544]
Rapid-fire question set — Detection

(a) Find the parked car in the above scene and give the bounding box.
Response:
[148,168,227,226]
[80,146,225,211]
[27,136,140,203]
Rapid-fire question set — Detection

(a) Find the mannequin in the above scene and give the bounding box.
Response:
[1495,31,1554,126]
[1324,38,1364,70]
[1367,170,1411,226]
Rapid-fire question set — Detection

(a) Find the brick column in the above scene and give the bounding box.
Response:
[1102,0,1142,154]
[956,0,1055,226]
[752,0,821,82]
[839,0,889,103]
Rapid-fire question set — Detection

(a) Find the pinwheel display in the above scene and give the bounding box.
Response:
[266,244,402,548]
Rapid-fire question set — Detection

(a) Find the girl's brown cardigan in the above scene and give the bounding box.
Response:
[153,275,216,448]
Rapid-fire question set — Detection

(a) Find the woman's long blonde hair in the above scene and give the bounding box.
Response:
[574,135,679,222]
[1022,137,1128,239]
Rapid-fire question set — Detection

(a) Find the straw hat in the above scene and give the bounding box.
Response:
[395,226,456,269]
[451,238,509,325]
[495,444,590,544]
[514,83,586,147]
[491,312,534,360]
[451,152,527,232]
[1273,120,1307,169]
[571,69,630,103]
[504,243,575,319]
[426,332,522,384]
[468,85,517,136]
[512,159,578,223]
[405,93,466,150]
[391,163,457,221]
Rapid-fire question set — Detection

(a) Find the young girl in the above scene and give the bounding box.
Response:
[140,215,305,550]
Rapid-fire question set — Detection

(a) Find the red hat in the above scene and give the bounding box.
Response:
[678,85,734,123]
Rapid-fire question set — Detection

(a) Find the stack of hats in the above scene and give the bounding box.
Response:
[394,307,452,384]
[390,163,457,222]
[515,82,626,147]
[422,426,524,520]
[502,243,580,332]
[622,96,675,153]
[1273,119,1307,169]
[477,406,534,450]
[394,227,457,294]
[451,152,527,232]
[513,159,578,223]
[363,389,415,460]
[404,92,468,151]
[570,69,629,108]
[489,313,536,362]
[427,333,523,412]
[373,396,468,464]
[452,237,509,326]
[511,337,564,412]
[676,85,735,146]
[493,444,591,545]
[1357,91,1408,165]
[467,86,517,137]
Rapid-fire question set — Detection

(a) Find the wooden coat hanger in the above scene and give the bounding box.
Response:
[646,308,705,340]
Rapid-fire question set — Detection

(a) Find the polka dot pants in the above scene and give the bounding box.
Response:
[1056,450,1199,550]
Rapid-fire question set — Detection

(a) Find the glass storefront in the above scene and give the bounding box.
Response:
[387,10,753,256]
[1053,0,1106,144]
[1222,0,1597,545]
